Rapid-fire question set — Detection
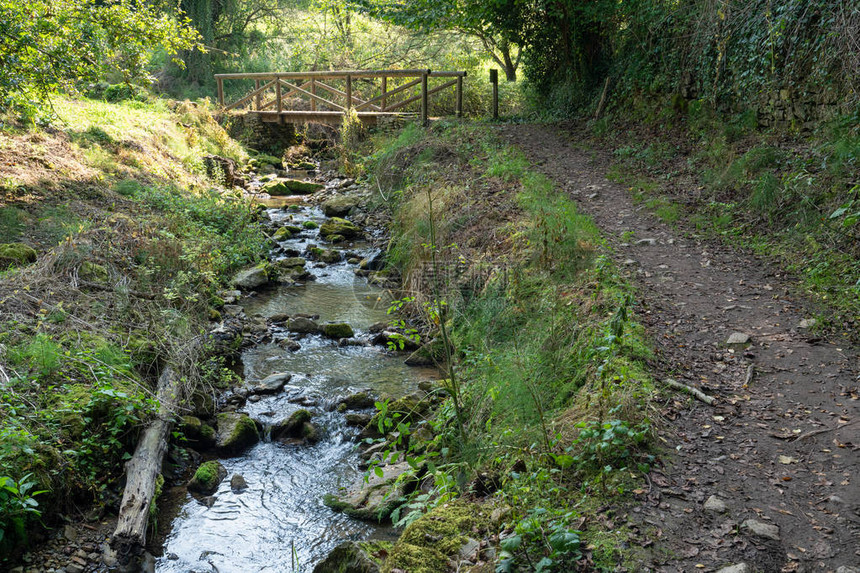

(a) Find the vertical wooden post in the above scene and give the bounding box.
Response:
[310,78,317,112]
[490,69,499,120]
[217,77,224,106]
[381,76,388,111]
[254,79,261,111]
[456,76,463,118]
[276,75,283,125]
[421,72,429,127]
[345,74,353,111]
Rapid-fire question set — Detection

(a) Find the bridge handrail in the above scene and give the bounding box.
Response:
[215,69,468,126]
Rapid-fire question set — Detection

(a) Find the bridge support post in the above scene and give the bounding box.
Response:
[381,76,388,111]
[310,79,316,112]
[421,72,429,127]
[217,77,224,106]
[276,75,283,125]
[346,75,353,112]
[255,80,260,110]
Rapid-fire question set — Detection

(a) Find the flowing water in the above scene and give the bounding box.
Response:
[156,202,436,573]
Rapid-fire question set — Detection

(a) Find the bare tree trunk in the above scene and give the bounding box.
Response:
[501,42,517,82]
[110,367,183,564]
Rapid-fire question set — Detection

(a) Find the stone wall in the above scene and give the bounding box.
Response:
[221,112,296,155]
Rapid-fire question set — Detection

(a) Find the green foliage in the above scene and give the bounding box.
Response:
[497,508,582,573]
[0,0,200,120]
[131,184,265,288]
[0,474,47,555]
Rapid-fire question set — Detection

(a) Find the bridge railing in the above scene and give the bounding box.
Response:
[214,69,466,126]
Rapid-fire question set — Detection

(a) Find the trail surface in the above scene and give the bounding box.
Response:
[500,124,860,573]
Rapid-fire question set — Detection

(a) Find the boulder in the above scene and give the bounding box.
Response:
[273,227,292,241]
[358,250,385,271]
[323,461,414,521]
[0,243,37,267]
[322,196,360,217]
[320,249,342,264]
[188,461,227,495]
[385,502,490,573]
[404,340,445,366]
[322,322,355,339]
[215,412,260,453]
[262,179,324,196]
[320,217,362,239]
[288,316,319,334]
[272,409,317,443]
[233,264,269,289]
[371,331,420,351]
[180,416,216,447]
[312,541,380,573]
[230,474,248,493]
[250,372,292,395]
[203,155,236,187]
[339,391,375,410]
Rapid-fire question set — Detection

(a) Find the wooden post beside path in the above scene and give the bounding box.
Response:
[490,69,499,120]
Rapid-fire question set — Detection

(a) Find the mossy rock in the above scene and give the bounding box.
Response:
[283,224,303,234]
[208,308,222,322]
[188,460,227,495]
[327,234,346,244]
[322,196,361,218]
[384,501,489,573]
[322,322,354,339]
[254,153,283,167]
[233,264,270,289]
[180,416,217,447]
[0,242,37,267]
[339,391,375,410]
[365,391,432,439]
[273,227,292,241]
[404,339,447,366]
[312,541,381,573]
[320,217,362,239]
[272,409,312,441]
[215,412,260,453]
[323,461,415,522]
[320,249,341,264]
[302,220,319,229]
[262,179,324,196]
[79,261,109,283]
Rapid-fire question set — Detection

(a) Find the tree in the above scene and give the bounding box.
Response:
[0,0,201,116]
[361,0,525,81]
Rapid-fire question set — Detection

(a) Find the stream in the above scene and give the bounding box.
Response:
[155,199,437,572]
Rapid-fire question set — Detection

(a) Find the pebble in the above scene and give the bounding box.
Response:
[726,332,750,345]
[836,567,860,573]
[798,318,817,329]
[703,495,727,513]
[635,238,657,245]
[716,564,750,573]
[741,518,780,541]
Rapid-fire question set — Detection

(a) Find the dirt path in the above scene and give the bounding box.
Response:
[498,124,860,573]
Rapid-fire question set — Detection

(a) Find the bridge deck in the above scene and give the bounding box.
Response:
[253,110,415,125]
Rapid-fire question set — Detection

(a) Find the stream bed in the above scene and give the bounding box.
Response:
[155,200,436,572]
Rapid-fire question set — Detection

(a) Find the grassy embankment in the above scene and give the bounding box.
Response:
[358,121,659,571]
[585,104,859,334]
[0,95,265,560]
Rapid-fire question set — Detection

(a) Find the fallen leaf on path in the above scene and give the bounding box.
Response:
[778,455,799,464]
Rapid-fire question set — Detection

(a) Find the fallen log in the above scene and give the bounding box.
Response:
[110,366,183,563]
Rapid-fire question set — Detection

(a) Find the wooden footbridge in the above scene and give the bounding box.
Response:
[215,69,466,126]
